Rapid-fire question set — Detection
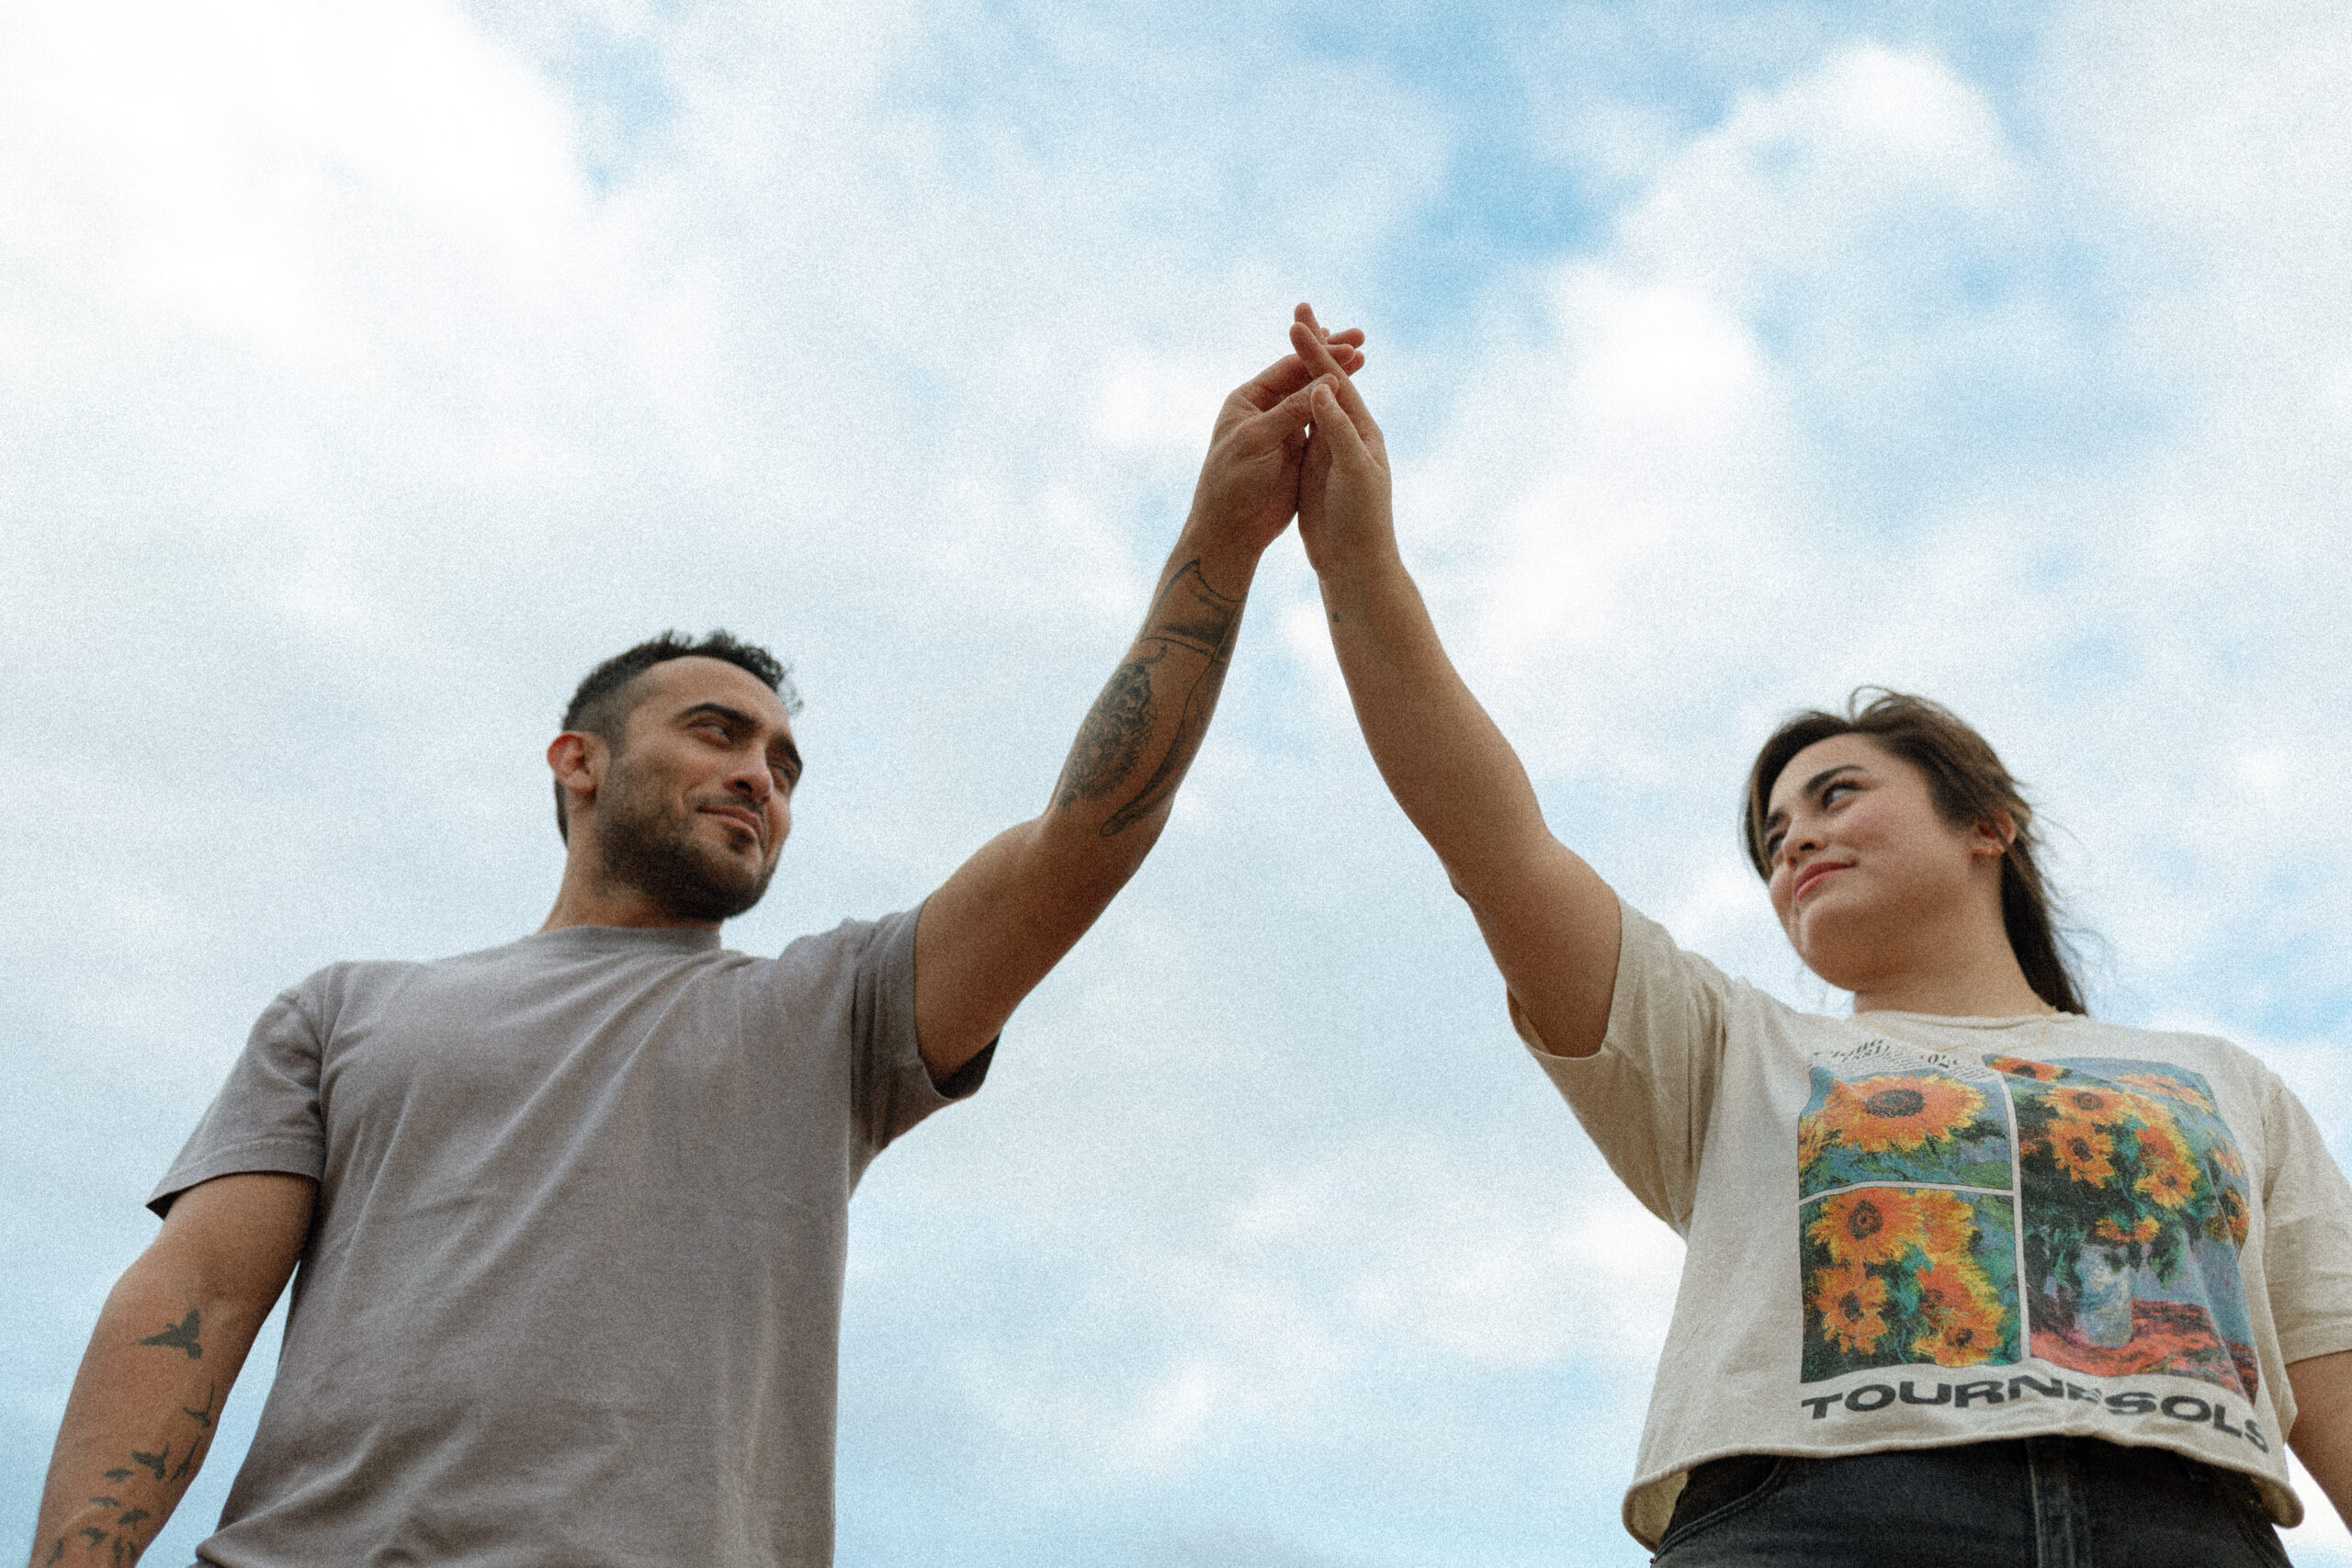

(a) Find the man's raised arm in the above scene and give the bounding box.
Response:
[910,321,1363,1077]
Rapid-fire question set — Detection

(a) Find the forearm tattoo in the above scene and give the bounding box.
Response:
[45,1309,216,1567]
[1055,559,1242,838]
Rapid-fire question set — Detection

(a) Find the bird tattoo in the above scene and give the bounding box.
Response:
[137,1309,202,1359]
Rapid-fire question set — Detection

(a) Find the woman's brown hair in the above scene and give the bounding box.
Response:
[1740,690,2086,1015]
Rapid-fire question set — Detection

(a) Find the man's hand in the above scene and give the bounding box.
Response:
[910,313,1364,1079]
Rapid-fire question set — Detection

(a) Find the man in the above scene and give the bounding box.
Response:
[30,312,1364,1568]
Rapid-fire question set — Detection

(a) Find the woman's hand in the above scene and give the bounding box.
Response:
[1289,302,1396,583]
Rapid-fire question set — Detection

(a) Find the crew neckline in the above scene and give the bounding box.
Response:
[1854,1010,2078,1032]
[524,924,724,952]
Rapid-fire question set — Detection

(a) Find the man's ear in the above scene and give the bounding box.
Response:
[548,732,605,825]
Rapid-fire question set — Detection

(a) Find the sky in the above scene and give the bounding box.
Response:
[3,0,2349,1563]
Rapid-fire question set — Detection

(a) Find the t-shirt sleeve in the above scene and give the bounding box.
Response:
[1509,897,1734,1235]
[147,985,330,1218]
[2256,1069,2352,1365]
[851,902,990,1154]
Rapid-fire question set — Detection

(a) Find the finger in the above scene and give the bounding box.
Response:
[1299,412,1334,496]
[1233,348,1318,411]
[1290,317,1354,383]
[1296,308,1367,355]
[1227,374,1330,453]
[1302,334,1381,441]
[1311,380,1377,468]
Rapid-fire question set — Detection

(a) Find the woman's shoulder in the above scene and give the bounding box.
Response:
[2048,1016,2269,1072]
[1611,895,1850,1042]
[2018,1017,2297,1128]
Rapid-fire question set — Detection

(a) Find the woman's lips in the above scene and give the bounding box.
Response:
[1793,862,1848,900]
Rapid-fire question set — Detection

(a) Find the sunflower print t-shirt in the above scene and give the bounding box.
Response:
[1509,899,2352,1551]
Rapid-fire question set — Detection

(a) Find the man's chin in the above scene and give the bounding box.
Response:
[666,867,774,924]
[606,840,775,925]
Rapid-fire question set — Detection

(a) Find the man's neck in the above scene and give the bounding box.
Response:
[540,864,718,933]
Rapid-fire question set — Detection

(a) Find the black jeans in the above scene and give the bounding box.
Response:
[1653,1438,2292,1567]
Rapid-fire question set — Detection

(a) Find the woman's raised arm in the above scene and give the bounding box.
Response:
[1293,310,1620,1058]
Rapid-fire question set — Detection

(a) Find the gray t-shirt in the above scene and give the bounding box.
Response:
[150,909,982,1568]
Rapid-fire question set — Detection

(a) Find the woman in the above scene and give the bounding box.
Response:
[1283,306,2352,1565]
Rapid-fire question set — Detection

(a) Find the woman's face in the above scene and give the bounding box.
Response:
[1761,733,2003,990]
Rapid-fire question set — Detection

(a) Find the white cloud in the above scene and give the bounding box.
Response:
[1350,1169,1685,1367]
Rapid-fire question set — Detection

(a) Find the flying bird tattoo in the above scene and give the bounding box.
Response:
[137,1308,202,1359]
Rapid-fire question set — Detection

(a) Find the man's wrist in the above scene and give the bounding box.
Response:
[1169,523,1263,603]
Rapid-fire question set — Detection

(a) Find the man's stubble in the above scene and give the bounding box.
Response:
[593,750,777,923]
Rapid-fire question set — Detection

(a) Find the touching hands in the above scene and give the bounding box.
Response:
[1288,302,1395,582]
[1182,313,1367,576]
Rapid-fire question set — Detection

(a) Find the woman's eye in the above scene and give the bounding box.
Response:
[1822,782,1855,806]
[1764,833,1785,862]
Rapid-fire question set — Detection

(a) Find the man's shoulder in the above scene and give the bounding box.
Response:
[281,954,429,1005]
[769,908,915,967]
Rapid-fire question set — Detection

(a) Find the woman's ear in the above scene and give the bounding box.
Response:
[1971,811,2017,861]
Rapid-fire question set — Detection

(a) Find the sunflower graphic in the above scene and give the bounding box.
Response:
[1986,1055,2064,1082]
[1911,1261,2006,1367]
[2216,1186,2251,1247]
[2116,1071,2216,1114]
[1809,1261,1891,1356]
[2051,1086,2122,1122]
[2045,1118,2118,1186]
[2135,1150,2200,1210]
[1913,1189,1981,1258]
[1800,1187,2020,1379]
[1815,1074,1984,1155]
[2135,1114,2192,1166]
[2005,1054,2260,1397]
[1807,1189,1926,1268]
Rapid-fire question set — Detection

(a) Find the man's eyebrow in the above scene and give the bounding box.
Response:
[1763,763,1865,831]
[676,701,760,730]
[677,701,802,777]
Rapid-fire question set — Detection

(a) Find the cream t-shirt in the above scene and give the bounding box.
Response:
[1512,899,2352,1549]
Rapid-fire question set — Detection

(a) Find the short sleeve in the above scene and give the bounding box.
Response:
[851,902,989,1155]
[148,985,330,1217]
[2257,1071,2352,1365]
[1510,897,1732,1234]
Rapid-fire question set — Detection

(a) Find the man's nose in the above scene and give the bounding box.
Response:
[729,761,771,804]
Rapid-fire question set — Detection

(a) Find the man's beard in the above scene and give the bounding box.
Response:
[594,757,776,923]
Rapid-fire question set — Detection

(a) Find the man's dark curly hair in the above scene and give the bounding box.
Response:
[554,629,799,841]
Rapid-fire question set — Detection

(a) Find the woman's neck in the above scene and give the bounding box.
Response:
[1850,948,2053,1019]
